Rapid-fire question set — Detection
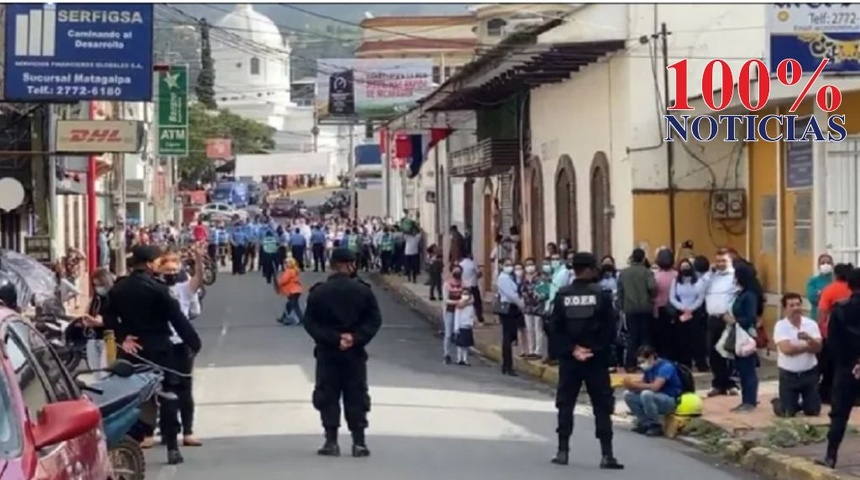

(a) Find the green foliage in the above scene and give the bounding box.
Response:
[762,419,838,449]
[181,103,276,182]
[195,19,217,110]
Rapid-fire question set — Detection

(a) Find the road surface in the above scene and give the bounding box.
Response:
[145,270,756,480]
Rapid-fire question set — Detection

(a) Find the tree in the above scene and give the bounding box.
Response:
[195,18,217,110]
[180,103,276,183]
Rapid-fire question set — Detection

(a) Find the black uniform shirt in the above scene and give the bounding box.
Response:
[303,273,382,353]
[104,270,202,354]
[551,279,615,357]
[828,293,860,369]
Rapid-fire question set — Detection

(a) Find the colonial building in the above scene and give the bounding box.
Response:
[386,3,860,333]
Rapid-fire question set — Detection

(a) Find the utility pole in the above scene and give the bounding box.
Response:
[111,101,127,275]
[347,122,356,220]
[660,22,677,251]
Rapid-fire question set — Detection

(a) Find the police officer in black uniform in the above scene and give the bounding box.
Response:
[817,268,860,468]
[304,247,382,457]
[104,245,202,465]
[549,251,623,469]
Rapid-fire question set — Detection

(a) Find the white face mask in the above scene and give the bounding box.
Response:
[514,268,524,277]
[820,264,833,275]
[95,286,108,296]
[639,361,653,371]
[502,266,514,274]
[525,265,536,274]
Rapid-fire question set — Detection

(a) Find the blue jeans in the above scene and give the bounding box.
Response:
[442,310,455,357]
[624,390,677,428]
[735,354,759,406]
[283,293,303,324]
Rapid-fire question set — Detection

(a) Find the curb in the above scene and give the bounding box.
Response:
[371,273,556,388]
[374,273,853,480]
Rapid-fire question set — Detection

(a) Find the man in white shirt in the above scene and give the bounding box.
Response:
[403,231,422,283]
[459,254,484,324]
[772,292,823,417]
[699,250,739,396]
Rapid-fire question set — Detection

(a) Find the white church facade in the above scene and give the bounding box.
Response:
[211,4,347,182]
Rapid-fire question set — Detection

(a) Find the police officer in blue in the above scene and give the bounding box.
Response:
[310,224,327,272]
[217,222,230,267]
[550,251,623,469]
[304,248,382,458]
[229,219,248,275]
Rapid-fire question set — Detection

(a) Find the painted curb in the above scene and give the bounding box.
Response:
[374,273,853,480]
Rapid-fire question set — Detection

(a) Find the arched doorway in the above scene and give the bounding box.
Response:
[528,157,545,258]
[590,152,612,258]
[555,155,577,251]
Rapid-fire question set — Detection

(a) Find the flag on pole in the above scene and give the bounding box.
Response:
[405,128,454,178]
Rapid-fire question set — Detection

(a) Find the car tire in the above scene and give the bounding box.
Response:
[109,436,146,480]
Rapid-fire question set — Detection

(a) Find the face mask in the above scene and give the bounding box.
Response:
[542,265,552,274]
[502,266,514,274]
[159,273,178,286]
[820,264,833,275]
[176,270,190,284]
[514,268,524,277]
[601,264,615,273]
[452,271,462,279]
[638,362,652,371]
[95,286,108,296]
[551,260,561,270]
[525,265,536,274]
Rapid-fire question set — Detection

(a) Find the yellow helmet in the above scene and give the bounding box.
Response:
[675,393,703,417]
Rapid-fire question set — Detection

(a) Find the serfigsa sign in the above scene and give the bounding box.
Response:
[4,4,154,101]
[663,3,857,144]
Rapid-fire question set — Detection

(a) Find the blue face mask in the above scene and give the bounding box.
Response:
[542,265,552,274]
[550,260,561,270]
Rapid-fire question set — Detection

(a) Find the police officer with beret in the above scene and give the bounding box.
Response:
[105,245,202,465]
[303,247,382,457]
[549,251,623,469]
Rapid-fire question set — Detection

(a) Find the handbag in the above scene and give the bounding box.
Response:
[492,296,511,316]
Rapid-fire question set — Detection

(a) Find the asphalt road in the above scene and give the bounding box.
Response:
[144,269,756,480]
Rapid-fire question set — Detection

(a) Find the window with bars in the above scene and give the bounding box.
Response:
[761,195,777,254]
[794,192,812,253]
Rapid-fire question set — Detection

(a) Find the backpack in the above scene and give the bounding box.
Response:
[674,362,696,393]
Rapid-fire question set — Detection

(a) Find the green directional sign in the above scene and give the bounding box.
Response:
[156,65,189,156]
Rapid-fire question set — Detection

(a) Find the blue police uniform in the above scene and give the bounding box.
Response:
[229,225,248,274]
[310,228,327,272]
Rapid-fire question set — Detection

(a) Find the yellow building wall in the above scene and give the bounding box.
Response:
[631,191,745,256]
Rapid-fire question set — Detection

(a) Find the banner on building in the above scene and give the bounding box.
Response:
[55,120,144,153]
[206,138,233,160]
[767,4,860,74]
[315,59,434,123]
[4,4,154,101]
[156,64,189,156]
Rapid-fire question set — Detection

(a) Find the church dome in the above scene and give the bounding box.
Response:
[214,4,288,53]
[211,4,292,104]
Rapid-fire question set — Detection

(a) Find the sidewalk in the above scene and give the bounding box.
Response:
[375,273,860,480]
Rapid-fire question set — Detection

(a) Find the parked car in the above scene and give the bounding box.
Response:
[269,197,294,217]
[198,203,247,222]
[0,306,112,480]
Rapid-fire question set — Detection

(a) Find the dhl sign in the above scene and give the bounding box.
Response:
[55,120,144,153]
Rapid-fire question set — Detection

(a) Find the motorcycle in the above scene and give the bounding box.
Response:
[76,360,165,480]
[202,258,217,286]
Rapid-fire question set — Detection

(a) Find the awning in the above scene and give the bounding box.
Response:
[431,39,627,112]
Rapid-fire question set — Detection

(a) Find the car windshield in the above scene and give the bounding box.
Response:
[0,369,22,458]
[213,184,233,194]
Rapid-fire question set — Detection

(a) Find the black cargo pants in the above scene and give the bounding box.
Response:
[312,349,371,433]
[555,357,614,449]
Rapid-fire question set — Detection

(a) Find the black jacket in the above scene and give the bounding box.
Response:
[551,279,616,357]
[828,293,860,369]
[105,270,202,355]
[303,273,382,354]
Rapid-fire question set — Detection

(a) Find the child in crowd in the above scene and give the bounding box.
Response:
[454,288,476,366]
[427,245,444,300]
